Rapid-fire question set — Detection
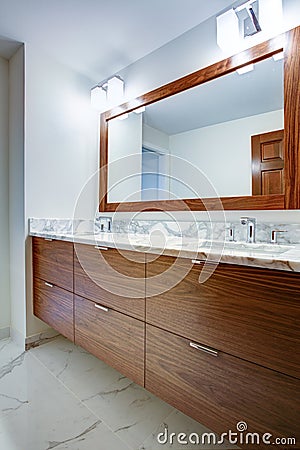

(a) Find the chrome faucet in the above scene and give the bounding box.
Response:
[227,226,235,242]
[270,229,287,244]
[96,216,112,232]
[240,217,256,243]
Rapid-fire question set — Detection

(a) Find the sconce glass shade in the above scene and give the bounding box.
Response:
[236,63,254,74]
[217,8,240,53]
[107,76,124,109]
[216,0,283,53]
[273,51,284,61]
[134,106,146,114]
[91,85,107,111]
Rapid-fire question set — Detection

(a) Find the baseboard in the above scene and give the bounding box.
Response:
[0,326,10,340]
[25,329,60,350]
[10,326,26,350]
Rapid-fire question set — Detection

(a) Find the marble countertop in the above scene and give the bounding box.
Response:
[29,230,300,273]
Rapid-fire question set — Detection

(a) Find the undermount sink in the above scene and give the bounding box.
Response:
[70,232,293,255]
[217,241,293,254]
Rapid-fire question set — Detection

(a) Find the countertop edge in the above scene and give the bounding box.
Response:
[29,231,300,273]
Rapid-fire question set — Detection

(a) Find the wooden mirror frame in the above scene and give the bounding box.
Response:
[99,26,300,212]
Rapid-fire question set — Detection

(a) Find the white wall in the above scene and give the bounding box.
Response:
[9,46,26,347]
[24,44,98,337]
[143,123,169,153]
[169,110,284,198]
[0,55,10,338]
[25,44,98,221]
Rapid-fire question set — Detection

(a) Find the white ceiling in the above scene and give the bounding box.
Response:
[0,0,235,80]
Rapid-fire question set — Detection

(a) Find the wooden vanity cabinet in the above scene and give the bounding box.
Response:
[146,255,300,379]
[32,238,300,446]
[32,237,74,341]
[75,295,144,385]
[145,254,300,448]
[146,324,300,446]
[74,243,146,320]
[34,277,74,341]
[32,236,73,291]
[73,243,146,385]
[33,239,146,385]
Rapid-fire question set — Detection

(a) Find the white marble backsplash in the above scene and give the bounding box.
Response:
[29,217,300,244]
[110,219,300,244]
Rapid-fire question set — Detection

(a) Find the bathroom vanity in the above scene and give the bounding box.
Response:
[30,24,300,449]
[31,234,300,448]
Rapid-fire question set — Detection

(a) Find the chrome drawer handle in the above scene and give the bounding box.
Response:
[94,246,108,251]
[94,303,109,312]
[44,282,54,288]
[192,259,216,266]
[189,341,218,357]
[44,238,53,241]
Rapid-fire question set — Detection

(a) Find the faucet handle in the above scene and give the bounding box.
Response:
[240,216,256,225]
[270,229,287,244]
[227,226,235,242]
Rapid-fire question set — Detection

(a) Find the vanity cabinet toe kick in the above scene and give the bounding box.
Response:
[32,237,300,448]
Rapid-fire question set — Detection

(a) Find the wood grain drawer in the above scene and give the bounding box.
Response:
[33,237,73,292]
[145,324,300,448]
[74,294,145,386]
[74,243,146,320]
[33,277,74,341]
[146,255,300,378]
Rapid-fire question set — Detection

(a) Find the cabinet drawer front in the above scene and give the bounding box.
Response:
[146,324,300,445]
[146,256,300,378]
[33,277,74,341]
[74,295,144,386]
[74,244,145,320]
[33,237,73,292]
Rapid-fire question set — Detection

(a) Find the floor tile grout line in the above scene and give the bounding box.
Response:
[29,350,134,450]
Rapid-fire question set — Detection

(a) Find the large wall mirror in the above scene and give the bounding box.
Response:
[99,26,300,212]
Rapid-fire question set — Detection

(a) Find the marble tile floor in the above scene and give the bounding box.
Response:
[0,336,236,450]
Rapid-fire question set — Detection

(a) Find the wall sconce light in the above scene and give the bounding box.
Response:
[107,76,124,109]
[117,113,129,121]
[90,85,107,111]
[273,51,284,61]
[134,106,146,114]
[236,63,254,75]
[235,0,261,38]
[216,0,283,53]
[91,76,125,112]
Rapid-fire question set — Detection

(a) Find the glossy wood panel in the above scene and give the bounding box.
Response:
[146,255,300,379]
[145,324,300,449]
[75,295,144,386]
[284,26,300,209]
[105,37,284,121]
[103,194,284,212]
[32,237,73,292]
[33,277,74,341]
[99,27,300,212]
[74,243,146,320]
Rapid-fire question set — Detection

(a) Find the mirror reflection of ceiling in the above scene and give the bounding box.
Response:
[143,56,283,135]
